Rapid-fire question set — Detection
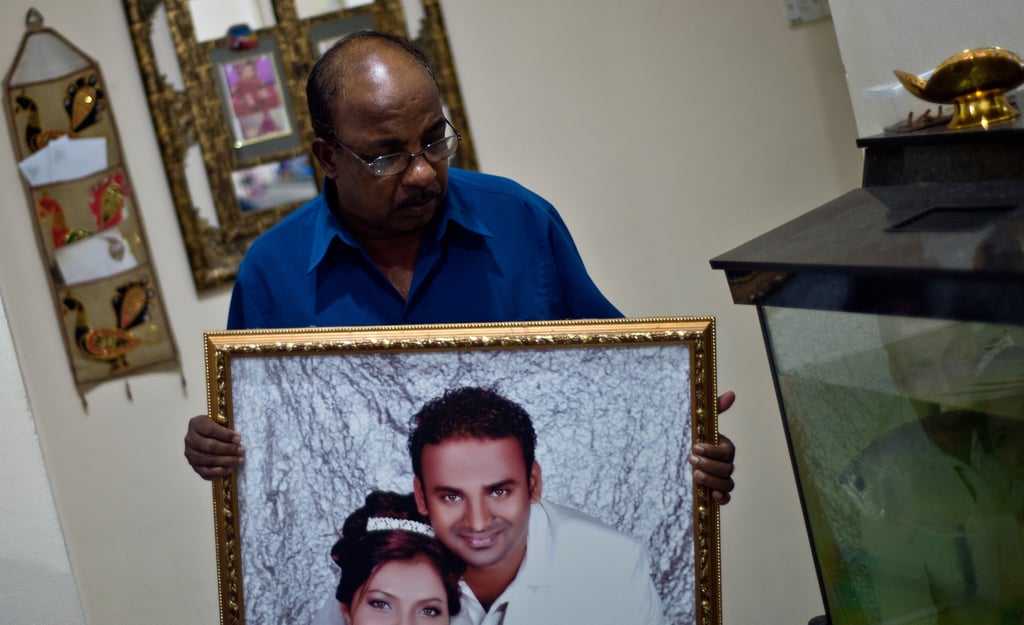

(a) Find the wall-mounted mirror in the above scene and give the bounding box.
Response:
[122,0,477,290]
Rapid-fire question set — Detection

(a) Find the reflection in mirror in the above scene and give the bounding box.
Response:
[295,0,374,20]
[189,0,276,42]
[400,0,423,38]
[232,156,318,212]
[150,4,182,89]
[218,53,292,148]
[309,12,374,56]
[124,0,477,290]
[185,144,219,230]
[209,41,301,160]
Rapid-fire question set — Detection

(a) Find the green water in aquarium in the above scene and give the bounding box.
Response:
[764,308,1024,625]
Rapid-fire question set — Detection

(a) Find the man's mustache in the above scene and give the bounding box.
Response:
[397,190,440,209]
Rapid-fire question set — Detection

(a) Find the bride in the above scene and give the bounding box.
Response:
[321,490,463,625]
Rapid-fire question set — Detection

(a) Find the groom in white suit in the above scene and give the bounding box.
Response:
[408,386,665,625]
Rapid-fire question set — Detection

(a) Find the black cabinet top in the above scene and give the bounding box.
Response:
[709,180,1024,324]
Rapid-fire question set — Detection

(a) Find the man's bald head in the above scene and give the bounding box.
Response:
[307,31,439,143]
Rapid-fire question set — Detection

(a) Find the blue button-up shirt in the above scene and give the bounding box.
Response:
[227,168,621,329]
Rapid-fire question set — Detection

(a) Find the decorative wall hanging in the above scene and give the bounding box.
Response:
[4,9,183,407]
[122,0,478,291]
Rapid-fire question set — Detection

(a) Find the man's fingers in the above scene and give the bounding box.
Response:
[185,415,243,456]
[185,433,246,457]
[690,437,736,504]
[189,415,241,444]
[184,447,245,479]
[716,390,736,413]
[691,466,735,502]
[185,414,245,480]
[691,434,735,463]
[196,465,238,480]
[185,448,246,468]
[689,454,734,479]
[698,391,737,505]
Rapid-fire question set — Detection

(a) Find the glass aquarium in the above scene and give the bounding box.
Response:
[710,114,1024,624]
[762,306,1024,625]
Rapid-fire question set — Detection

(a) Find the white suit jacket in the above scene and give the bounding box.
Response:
[313,500,665,625]
[452,500,665,625]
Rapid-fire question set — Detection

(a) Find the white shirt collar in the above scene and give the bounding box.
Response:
[452,501,552,625]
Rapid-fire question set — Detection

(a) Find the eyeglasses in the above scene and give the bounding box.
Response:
[331,120,462,177]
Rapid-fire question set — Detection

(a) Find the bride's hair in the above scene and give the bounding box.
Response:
[331,490,463,616]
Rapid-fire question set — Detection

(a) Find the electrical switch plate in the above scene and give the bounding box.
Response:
[785,0,831,26]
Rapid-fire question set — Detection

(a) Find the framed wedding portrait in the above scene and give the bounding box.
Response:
[205,317,723,625]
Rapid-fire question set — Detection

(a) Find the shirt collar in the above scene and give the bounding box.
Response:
[454,502,561,625]
[306,174,493,274]
[516,500,555,588]
[438,173,493,241]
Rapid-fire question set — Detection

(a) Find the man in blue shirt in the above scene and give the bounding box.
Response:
[227,167,622,329]
[185,30,736,501]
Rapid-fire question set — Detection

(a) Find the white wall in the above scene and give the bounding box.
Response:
[0,5,229,624]
[0,2,866,624]
[0,291,85,625]
[444,7,861,623]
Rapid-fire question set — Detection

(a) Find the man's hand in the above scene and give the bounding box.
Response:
[184,415,246,480]
[689,391,737,505]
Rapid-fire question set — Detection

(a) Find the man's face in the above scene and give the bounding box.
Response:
[311,46,450,244]
[414,437,541,573]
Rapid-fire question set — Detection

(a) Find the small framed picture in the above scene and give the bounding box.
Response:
[206,318,723,625]
[211,41,297,157]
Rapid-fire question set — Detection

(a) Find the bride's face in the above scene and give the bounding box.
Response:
[342,556,450,625]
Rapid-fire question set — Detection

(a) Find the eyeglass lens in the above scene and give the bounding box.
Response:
[369,134,460,176]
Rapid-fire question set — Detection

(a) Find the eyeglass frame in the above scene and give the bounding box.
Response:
[327,119,462,177]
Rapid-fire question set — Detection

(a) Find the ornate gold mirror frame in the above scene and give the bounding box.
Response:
[122,0,477,290]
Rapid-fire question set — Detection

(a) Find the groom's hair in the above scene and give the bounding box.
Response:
[408,386,537,480]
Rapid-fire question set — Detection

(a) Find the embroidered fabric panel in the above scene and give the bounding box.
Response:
[4,22,181,400]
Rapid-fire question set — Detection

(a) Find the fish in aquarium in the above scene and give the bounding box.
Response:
[834,410,1024,624]
[838,410,1023,533]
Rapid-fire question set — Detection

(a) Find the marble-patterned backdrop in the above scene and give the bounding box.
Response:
[231,342,695,624]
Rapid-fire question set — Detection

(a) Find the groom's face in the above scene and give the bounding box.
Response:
[414,436,541,571]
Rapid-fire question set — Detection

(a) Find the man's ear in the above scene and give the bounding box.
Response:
[413,476,430,516]
[529,461,543,503]
[311,136,339,180]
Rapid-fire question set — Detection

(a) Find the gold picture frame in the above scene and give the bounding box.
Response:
[122,0,477,290]
[205,317,723,625]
